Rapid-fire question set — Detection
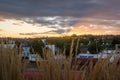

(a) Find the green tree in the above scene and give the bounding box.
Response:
[88,41,102,54]
[112,37,120,46]
[47,37,72,56]
[31,39,45,57]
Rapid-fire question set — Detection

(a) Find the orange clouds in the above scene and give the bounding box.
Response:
[68,22,120,35]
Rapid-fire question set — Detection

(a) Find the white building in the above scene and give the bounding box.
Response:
[22,46,31,58]
[29,54,42,62]
[102,50,114,54]
[41,39,56,55]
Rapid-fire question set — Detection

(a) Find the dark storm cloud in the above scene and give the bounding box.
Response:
[22,16,79,28]
[0,0,119,22]
[0,0,98,17]
[0,0,120,35]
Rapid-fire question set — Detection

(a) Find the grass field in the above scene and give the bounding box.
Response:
[0,40,120,80]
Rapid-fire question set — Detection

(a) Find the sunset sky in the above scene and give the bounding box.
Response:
[0,0,120,38]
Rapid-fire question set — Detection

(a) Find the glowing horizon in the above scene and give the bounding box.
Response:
[0,18,120,38]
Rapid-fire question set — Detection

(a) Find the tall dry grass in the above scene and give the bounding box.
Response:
[0,39,120,80]
[82,54,120,80]
[36,39,81,80]
[0,41,25,80]
[36,39,120,80]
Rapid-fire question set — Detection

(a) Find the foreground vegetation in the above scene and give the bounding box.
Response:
[0,42,25,80]
[0,39,120,80]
